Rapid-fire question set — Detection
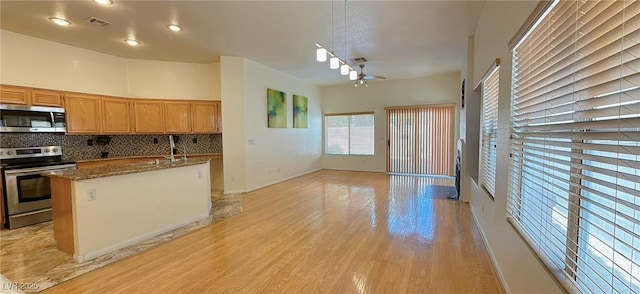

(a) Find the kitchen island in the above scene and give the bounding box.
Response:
[43,159,212,263]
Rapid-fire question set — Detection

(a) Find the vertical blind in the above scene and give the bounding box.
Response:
[508,0,640,293]
[386,105,455,176]
[325,113,374,155]
[481,67,500,197]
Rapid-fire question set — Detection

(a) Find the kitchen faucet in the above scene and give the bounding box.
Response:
[169,135,176,162]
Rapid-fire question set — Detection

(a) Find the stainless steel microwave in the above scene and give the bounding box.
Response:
[0,104,66,133]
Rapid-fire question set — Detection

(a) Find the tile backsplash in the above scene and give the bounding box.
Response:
[0,133,222,161]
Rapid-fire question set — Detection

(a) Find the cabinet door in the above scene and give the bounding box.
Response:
[31,89,63,107]
[214,101,222,133]
[191,102,217,133]
[163,101,191,133]
[102,97,132,134]
[64,93,102,134]
[132,99,164,134]
[0,85,30,105]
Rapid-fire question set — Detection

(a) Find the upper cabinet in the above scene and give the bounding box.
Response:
[0,85,63,107]
[0,85,29,105]
[215,101,222,133]
[132,99,164,134]
[31,89,63,107]
[191,101,218,133]
[102,97,132,134]
[164,101,191,134]
[64,93,102,134]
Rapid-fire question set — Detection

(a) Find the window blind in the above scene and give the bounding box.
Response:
[481,67,500,197]
[386,105,455,176]
[325,113,374,155]
[508,1,640,293]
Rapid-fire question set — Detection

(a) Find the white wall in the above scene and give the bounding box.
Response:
[322,72,460,172]
[0,30,217,100]
[220,56,322,193]
[467,1,564,293]
[72,163,211,262]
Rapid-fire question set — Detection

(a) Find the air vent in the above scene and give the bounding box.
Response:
[85,17,111,26]
[351,57,368,63]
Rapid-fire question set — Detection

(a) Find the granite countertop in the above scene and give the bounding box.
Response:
[74,153,222,163]
[43,158,211,181]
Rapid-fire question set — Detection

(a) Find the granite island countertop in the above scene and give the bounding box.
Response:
[43,158,211,181]
[73,153,222,163]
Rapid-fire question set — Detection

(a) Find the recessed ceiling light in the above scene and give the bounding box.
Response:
[94,0,113,5]
[167,24,182,32]
[124,39,140,46]
[49,17,71,26]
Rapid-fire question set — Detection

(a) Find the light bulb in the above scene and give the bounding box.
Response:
[340,64,350,75]
[349,70,357,80]
[124,39,140,46]
[316,48,327,62]
[49,17,71,26]
[330,57,340,69]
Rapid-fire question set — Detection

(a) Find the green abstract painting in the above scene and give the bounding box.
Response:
[267,88,287,128]
[292,95,308,128]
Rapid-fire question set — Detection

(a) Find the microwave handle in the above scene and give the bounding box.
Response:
[50,112,55,127]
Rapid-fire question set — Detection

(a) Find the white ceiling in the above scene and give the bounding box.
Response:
[0,1,485,86]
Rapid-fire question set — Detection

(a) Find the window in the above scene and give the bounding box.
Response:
[480,65,499,197]
[325,113,374,155]
[508,1,640,293]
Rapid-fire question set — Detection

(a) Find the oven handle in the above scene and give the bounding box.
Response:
[3,164,77,175]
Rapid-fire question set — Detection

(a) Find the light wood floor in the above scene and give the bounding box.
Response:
[43,170,503,293]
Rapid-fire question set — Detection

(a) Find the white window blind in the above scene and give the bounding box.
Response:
[508,1,640,293]
[481,67,500,197]
[325,113,374,155]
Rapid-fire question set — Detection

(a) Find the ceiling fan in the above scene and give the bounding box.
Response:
[354,63,386,87]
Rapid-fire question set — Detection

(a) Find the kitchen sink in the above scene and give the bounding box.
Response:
[130,159,184,166]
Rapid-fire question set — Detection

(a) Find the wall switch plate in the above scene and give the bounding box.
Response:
[88,189,97,201]
[248,139,254,145]
[198,171,203,179]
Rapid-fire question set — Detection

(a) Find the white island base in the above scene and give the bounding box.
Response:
[48,161,211,263]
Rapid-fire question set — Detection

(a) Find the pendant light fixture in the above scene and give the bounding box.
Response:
[315,1,355,80]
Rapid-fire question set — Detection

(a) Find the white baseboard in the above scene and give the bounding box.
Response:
[74,213,209,263]
[469,205,511,294]
[245,168,323,193]
[322,168,385,173]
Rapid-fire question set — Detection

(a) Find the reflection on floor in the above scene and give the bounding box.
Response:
[40,170,502,293]
[0,191,241,293]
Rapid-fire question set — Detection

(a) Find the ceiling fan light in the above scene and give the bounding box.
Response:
[329,57,340,69]
[316,48,327,62]
[349,70,357,80]
[340,64,350,75]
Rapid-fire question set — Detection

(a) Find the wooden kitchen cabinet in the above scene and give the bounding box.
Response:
[214,101,222,133]
[132,99,164,134]
[64,93,102,134]
[0,85,30,105]
[102,97,132,134]
[191,101,218,133]
[31,89,63,107]
[163,101,191,134]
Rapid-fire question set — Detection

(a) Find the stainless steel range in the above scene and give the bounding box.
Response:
[1,146,76,229]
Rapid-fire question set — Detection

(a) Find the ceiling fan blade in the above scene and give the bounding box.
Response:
[364,75,386,80]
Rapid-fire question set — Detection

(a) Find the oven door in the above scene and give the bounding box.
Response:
[4,164,76,215]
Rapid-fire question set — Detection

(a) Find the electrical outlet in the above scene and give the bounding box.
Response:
[88,189,97,201]
[231,176,236,182]
[198,171,203,179]
[153,138,158,144]
[192,138,198,144]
